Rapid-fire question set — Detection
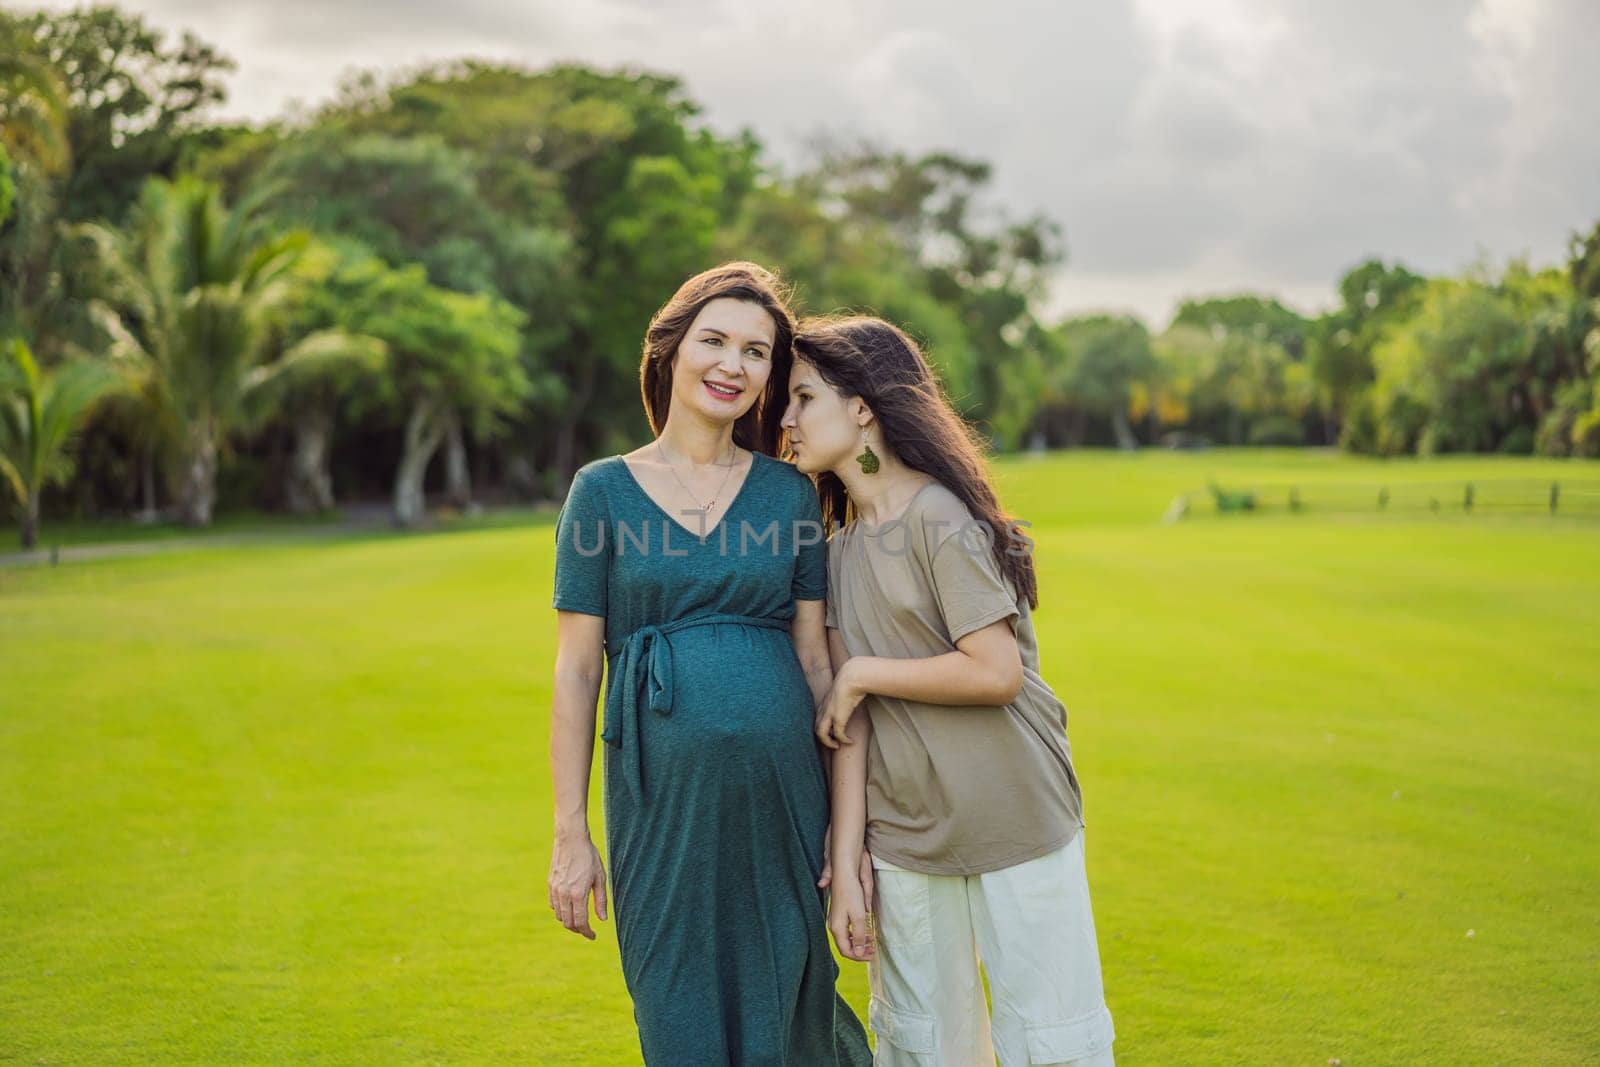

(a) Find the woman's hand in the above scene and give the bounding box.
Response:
[818,824,833,888]
[548,829,608,940]
[827,865,877,962]
[816,660,864,750]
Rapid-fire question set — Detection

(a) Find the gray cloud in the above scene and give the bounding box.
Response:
[25,0,1599,325]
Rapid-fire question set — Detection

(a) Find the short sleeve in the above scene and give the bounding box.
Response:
[552,465,609,617]
[791,480,828,602]
[928,525,1019,643]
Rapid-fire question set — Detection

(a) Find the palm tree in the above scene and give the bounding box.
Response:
[239,323,386,515]
[0,42,74,348]
[80,175,330,526]
[0,338,119,548]
[0,48,71,177]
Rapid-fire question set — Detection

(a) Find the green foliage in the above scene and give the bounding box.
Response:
[0,27,71,176]
[1569,219,1600,300]
[260,133,539,299]
[1363,265,1592,456]
[266,62,745,469]
[0,145,12,230]
[0,336,121,544]
[3,5,233,223]
[5,3,1600,523]
[1535,347,1600,457]
[1151,322,1312,446]
[1174,295,1310,359]
[76,174,312,523]
[1033,314,1155,446]
[1247,413,1305,446]
[1306,259,1426,438]
[314,252,526,432]
[1053,315,1155,411]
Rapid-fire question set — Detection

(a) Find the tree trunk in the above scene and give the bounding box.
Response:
[393,397,446,527]
[19,495,38,549]
[1111,408,1139,450]
[135,447,158,523]
[1066,409,1088,448]
[443,408,472,509]
[287,406,336,515]
[553,356,599,496]
[176,422,218,528]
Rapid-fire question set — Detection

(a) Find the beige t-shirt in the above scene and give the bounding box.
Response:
[825,481,1085,875]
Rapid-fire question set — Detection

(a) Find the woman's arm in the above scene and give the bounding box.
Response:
[816,618,1023,748]
[791,599,837,884]
[791,599,834,724]
[548,610,610,940]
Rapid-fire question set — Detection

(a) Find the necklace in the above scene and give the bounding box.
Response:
[655,439,741,513]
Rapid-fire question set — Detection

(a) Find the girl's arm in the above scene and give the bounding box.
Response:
[817,618,1022,749]
[548,610,610,940]
[826,625,876,962]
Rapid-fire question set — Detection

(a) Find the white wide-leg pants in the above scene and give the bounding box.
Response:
[867,831,1116,1066]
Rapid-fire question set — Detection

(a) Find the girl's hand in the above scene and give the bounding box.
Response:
[818,830,877,905]
[816,661,863,749]
[548,830,608,940]
[827,869,877,962]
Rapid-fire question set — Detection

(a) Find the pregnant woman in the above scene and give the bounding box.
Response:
[546,263,871,1064]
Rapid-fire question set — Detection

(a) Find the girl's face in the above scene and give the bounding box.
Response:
[669,298,777,427]
[781,357,867,475]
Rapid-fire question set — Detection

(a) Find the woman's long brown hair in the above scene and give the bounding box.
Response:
[792,315,1038,609]
[639,262,797,458]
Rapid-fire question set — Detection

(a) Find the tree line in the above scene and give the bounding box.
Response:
[2,5,1597,547]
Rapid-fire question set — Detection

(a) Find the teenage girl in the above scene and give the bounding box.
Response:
[781,315,1116,1066]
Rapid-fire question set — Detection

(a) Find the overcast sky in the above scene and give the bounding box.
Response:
[30,0,1600,326]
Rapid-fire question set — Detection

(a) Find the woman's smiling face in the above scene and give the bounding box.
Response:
[781,356,862,475]
[670,297,777,425]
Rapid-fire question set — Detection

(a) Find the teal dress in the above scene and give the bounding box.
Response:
[552,450,871,1066]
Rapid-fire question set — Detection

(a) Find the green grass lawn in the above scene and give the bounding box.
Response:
[3,449,1597,1064]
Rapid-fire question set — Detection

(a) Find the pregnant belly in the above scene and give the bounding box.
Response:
[637,623,818,765]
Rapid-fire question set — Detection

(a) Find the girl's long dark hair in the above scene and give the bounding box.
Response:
[791,316,1038,610]
[640,262,797,458]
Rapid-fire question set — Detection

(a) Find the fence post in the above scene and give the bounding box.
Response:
[1289,487,1301,513]
[1464,483,1474,513]
[1378,487,1388,511]
[1550,481,1559,515]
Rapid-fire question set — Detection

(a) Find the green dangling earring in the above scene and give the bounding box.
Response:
[856,428,880,475]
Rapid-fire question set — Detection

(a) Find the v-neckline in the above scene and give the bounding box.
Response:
[848,478,939,537]
[614,449,764,542]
